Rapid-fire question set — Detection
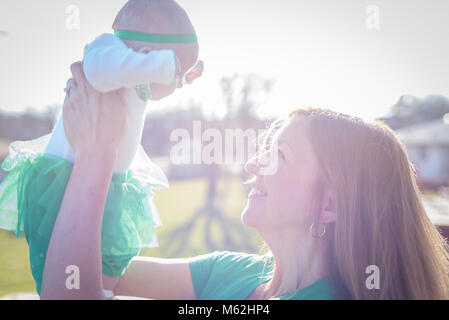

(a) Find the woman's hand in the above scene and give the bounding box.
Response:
[63,61,127,157]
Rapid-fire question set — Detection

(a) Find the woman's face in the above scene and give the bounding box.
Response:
[242,116,325,234]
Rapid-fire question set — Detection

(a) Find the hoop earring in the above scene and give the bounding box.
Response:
[310,222,326,238]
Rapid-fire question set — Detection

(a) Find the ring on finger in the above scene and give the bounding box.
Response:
[64,79,75,94]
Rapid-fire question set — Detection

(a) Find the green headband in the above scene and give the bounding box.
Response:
[114,29,197,43]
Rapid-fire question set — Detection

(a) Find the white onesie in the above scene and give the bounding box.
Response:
[44,34,178,173]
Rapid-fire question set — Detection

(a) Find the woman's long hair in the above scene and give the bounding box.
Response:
[286,108,449,299]
[261,108,449,299]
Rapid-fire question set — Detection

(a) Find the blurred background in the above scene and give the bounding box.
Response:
[1,0,449,297]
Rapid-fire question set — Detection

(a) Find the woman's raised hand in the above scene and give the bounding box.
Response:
[63,61,127,157]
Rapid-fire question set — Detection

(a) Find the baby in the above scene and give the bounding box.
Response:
[0,0,202,295]
[48,0,202,173]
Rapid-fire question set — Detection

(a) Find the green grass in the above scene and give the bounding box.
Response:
[0,230,35,295]
[146,176,261,258]
[0,176,261,296]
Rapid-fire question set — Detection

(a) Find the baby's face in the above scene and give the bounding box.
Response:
[148,42,200,100]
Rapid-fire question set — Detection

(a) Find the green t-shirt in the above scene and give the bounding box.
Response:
[189,251,343,300]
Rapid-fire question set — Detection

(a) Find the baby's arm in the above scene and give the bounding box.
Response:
[83,34,178,93]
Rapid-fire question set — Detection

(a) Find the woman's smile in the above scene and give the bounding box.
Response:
[247,178,268,200]
[248,186,267,199]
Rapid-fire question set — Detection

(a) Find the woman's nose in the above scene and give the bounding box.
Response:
[244,151,268,176]
[245,149,276,176]
[244,157,259,176]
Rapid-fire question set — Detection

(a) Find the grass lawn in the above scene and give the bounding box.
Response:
[0,176,261,296]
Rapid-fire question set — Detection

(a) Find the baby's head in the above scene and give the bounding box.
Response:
[113,0,199,99]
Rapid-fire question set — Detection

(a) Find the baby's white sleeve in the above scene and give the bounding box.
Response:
[83,33,177,93]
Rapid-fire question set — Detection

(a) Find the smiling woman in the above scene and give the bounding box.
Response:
[249,108,449,300]
[41,62,449,299]
[3,0,448,300]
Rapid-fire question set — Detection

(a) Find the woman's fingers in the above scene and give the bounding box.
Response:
[70,62,89,105]
[63,78,79,122]
[63,89,79,149]
[64,61,127,156]
[70,62,83,87]
[71,61,97,94]
[69,62,99,125]
[68,66,82,100]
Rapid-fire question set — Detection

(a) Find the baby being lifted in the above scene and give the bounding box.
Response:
[0,0,203,295]
[48,0,203,172]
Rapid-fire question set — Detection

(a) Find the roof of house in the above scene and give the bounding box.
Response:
[396,118,449,146]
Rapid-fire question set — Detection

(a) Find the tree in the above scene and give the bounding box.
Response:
[382,94,449,129]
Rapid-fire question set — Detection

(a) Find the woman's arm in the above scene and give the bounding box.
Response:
[105,257,196,300]
[40,62,197,300]
[40,62,126,299]
[40,147,117,299]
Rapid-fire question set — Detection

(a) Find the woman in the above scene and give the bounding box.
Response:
[40,62,449,300]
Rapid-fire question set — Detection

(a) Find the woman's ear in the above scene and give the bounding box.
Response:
[320,187,337,223]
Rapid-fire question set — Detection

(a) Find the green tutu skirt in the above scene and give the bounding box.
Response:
[0,135,168,295]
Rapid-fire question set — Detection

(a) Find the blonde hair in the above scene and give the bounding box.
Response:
[261,107,449,299]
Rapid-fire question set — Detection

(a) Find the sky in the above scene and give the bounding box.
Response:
[0,0,449,120]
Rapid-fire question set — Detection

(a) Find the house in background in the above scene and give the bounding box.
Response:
[396,117,449,189]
